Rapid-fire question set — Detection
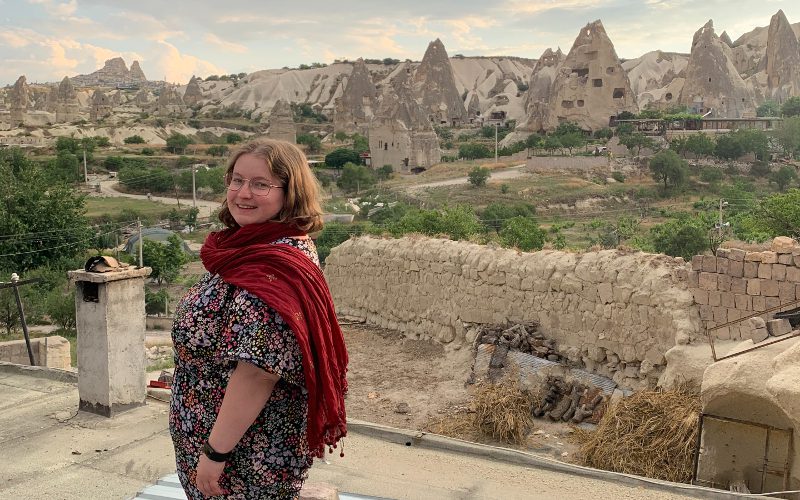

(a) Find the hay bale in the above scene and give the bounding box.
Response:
[472,375,538,445]
[577,386,701,483]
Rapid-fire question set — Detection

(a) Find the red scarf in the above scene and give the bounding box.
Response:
[200,221,348,458]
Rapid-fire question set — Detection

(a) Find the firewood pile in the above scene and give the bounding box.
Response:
[532,376,608,424]
[477,323,562,362]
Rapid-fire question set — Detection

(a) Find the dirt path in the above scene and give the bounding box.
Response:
[96,179,221,218]
[405,163,529,191]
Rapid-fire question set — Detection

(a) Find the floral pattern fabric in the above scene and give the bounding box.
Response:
[169,237,320,499]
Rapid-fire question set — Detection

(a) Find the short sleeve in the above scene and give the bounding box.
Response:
[221,287,305,388]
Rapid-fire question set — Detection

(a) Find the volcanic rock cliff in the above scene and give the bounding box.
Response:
[333,58,377,136]
[412,39,468,126]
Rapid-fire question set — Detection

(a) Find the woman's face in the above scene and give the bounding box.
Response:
[226,153,286,226]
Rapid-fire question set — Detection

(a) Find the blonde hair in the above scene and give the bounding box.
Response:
[219,139,324,232]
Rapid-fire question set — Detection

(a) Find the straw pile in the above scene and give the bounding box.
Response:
[578,386,701,483]
[427,375,539,445]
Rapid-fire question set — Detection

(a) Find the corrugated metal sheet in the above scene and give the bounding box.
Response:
[133,473,388,499]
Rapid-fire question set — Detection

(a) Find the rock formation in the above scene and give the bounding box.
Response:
[333,59,377,136]
[182,76,204,107]
[764,10,800,101]
[71,57,147,87]
[719,31,733,47]
[541,21,637,131]
[155,85,187,117]
[134,89,152,107]
[679,20,755,118]
[90,90,112,121]
[622,51,688,110]
[412,39,467,126]
[8,76,30,125]
[129,61,147,82]
[369,69,440,172]
[518,48,565,132]
[54,76,80,123]
[265,99,296,143]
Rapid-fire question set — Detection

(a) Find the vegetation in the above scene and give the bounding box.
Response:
[468,167,491,187]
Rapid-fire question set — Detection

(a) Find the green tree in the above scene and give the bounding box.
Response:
[714,134,744,160]
[184,207,200,230]
[336,162,374,192]
[206,145,229,157]
[499,216,546,251]
[594,128,613,140]
[45,288,76,330]
[670,136,689,157]
[296,133,322,153]
[558,132,586,155]
[325,148,360,170]
[771,165,798,191]
[375,165,393,181]
[685,133,715,159]
[782,96,800,117]
[224,133,243,144]
[458,143,492,160]
[351,134,369,154]
[757,101,781,117]
[142,235,186,285]
[732,129,769,161]
[481,202,536,231]
[51,151,81,183]
[649,149,687,191]
[619,133,655,157]
[124,135,146,144]
[166,133,193,154]
[468,167,490,187]
[542,136,561,155]
[773,116,800,157]
[650,216,708,260]
[615,123,634,137]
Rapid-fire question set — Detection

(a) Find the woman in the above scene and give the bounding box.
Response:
[169,139,348,499]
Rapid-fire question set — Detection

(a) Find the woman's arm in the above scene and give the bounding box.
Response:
[195,361,279,496]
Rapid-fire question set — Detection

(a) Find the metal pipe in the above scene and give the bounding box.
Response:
[10,274,35,366]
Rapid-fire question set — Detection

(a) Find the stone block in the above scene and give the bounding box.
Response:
[743,261,758,278]
[745,252,763,262]
[708,291,721,307]
[751,327,770,343]
[730,277,746,294]
[698,272,718,291]
[734,294,752,311]
[772,236,796,254]
[597,282,613,304]
[692,288,709,305]
[701,255,717,272]
[713,306,727,323]
[772,264,787,281]
[761,251,778,264]
[728,248,746,262]
[699,305,713,321]
[717,274,732,292]
[752,295,766,312]
[761,279,779,297]
[758,263,772,279]
[766,297,781,309]
[716,248,731,258]
[720,292,735,308]
[691,255,703,271]
[716,257,729,274]
[714,326,731,340]
[728,260,743,278]
[779,254,794,265]
[688,271,699,288]
[767,318,792,337]
[747,278,761,296]
[787,266,800,283]
[779,282,795,302]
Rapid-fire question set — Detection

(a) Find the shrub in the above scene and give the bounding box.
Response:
[468,167,491,187]
[124,135,146,144]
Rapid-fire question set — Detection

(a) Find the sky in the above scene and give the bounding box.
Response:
[1,0,799,86]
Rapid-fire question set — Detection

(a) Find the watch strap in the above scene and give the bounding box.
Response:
[202,441,232,462]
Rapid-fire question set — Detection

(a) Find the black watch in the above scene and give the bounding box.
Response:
[202,441,232,462]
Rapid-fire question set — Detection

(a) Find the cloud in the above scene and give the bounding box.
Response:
[203,33,248,53]
[152,40,224,83]
[501,0,609,15]
[27,0,77,16]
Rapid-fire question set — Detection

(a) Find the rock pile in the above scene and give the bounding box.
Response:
[476,323,561,362]
[532,376,608,424]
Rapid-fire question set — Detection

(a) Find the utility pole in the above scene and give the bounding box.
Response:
[494,122,499,163]
[717,198,729,239]
[191,164,197,209]
[0,274,41,365]
[137,218,143,268]
[83,149,88,185]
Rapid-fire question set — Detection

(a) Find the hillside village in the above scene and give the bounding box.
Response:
[2,8,800,500]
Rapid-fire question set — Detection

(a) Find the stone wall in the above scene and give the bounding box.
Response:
[325,237,702,391]
[689,237,800,341]
[0,335,71,370]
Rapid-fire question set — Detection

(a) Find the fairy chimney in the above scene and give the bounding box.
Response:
[333,59,377,136]
[156,85,187,117]
[129,61,147,82]
[90,90,112,121]
[55,76,80,123]
[543,21,637,131]
[265,99,296,143]
[679,20,755,118]
[9,75,30,125]
[518,48,565,132]
[182,76,204,107]
[764,10,800,102]
[412,39,467,127]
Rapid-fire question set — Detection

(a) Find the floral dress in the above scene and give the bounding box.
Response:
[169,237,320,499]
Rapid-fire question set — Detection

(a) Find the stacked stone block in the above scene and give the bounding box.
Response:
[689,237,800,341]
[325,236,701,391]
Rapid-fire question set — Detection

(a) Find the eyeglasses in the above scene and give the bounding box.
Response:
[224,173,283,196]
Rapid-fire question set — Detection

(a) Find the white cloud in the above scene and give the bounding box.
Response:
[27,0,78,16]
[501,0,608,15]
[152,40,224,83]
[204,33,248,53]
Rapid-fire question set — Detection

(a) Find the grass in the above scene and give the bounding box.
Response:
[84,197,190,220]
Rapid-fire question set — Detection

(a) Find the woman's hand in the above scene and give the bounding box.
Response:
[195,454,226,497]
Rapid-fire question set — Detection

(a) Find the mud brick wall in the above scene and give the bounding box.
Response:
[325,236,703,391]
[689,240,800,341]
